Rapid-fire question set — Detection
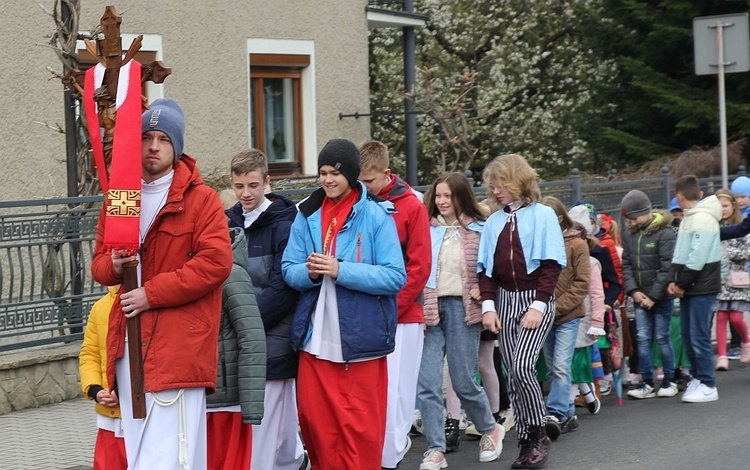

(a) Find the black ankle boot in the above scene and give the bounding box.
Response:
[445,417,460,452]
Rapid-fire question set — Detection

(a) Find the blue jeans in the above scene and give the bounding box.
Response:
[417,297,495,451]
[635,298,675,382]
[543,318,580,418]
[680,294,717,387]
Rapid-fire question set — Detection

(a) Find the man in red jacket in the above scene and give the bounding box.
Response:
[91,98,232,469]
[359,141,432,469]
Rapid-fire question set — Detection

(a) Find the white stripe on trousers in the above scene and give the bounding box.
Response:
[496,287,554,440]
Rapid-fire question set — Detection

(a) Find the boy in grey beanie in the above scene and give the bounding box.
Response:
[620,190,652,220]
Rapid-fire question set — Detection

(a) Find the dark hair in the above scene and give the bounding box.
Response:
[674,175,702,202]
[425,172,486,226]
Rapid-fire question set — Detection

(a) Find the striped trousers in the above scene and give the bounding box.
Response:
[496,287,554,440]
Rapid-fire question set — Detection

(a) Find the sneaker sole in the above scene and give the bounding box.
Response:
[626,393,656,399]
[419,461,448,470]
[682,394,719,403]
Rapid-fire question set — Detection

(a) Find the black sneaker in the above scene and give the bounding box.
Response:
[544,414,562,441]
[560,415,579,434]
[445,417,460,452]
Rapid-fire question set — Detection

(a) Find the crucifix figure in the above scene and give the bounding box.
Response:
[63,5,172,420]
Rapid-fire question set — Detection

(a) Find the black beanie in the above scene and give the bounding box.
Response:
[318,139,361,189]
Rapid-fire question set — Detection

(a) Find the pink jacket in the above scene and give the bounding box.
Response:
[423,216,482,326]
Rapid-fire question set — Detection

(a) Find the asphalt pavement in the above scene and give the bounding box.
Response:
[1,360,748,470]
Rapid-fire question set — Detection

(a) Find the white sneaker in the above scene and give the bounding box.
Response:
[682,383,719,403]
[478,423,505,462]
[420,449,448,470]
[656,382,678,398]
[499,408,515,432]
[464,423,481,439]
[627,383,655,399]
[684,378,700,395]
[458,411,469,431]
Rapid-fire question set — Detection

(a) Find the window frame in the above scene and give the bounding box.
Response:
[247,39,316,178]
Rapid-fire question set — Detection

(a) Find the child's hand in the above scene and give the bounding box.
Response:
[469,287,481,300]
[668,282,684,298]
[307,253,339,279]
[521,308,542,329]
[482,310,501,333]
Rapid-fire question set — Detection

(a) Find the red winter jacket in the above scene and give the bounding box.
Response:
[378,175,432,323]
[91,155,232,394]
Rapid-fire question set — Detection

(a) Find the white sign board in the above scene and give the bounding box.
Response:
[694,13,750,75]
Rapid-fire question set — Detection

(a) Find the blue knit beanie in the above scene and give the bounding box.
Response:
[731,176,750,197]
[142,98,185,160]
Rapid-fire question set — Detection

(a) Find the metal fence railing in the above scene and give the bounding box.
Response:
[1,166,745,352]
[0,196,103,351]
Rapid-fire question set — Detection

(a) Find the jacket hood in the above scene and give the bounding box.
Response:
[381,175,413,201]
[298,181,393,218]
[627,210,673,235]
[685,195,722,222]
[169,154,204,195]
[225,192,297,229]
[228,227,249,271]
[563,227,584,240]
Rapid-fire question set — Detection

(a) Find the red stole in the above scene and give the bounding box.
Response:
[84,60,143,252]
[320,188,358,256]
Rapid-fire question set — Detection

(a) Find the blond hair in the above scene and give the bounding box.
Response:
[358,140,389,172]
[716,188,742,224]
[483,154,541,205]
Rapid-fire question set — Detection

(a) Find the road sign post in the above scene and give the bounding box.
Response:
[694,13,750,189]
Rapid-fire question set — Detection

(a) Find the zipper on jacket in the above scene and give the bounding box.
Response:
[221,359,227,388]
[509,212,520,292]
[636,230,643,288]
[357,233,362,263]
[379,296,391,343]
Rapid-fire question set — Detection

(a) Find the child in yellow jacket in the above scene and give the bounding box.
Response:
[79,286,127,470]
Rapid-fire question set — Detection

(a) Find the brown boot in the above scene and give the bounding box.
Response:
[523,425,550,468]
[511,436,533,469]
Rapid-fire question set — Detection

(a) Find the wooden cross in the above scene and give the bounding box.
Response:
[63,7,171,171]
[62,5,172,420]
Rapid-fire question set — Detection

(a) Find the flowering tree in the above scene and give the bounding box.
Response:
[369,0,617,181]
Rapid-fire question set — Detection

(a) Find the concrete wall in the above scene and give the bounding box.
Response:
[0,1,371,201]
[0,343,81,415]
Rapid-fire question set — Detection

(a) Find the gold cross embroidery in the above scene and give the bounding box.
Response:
[106,189,141,217]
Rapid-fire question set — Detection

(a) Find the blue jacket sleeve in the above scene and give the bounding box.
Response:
[720,213,750,240]
[281,212,320,292]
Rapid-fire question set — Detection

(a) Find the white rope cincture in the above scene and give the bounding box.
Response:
[151,389,190,470]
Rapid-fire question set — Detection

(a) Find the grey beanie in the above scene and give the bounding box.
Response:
[620,190,652,219]
[142,98,185,160]
[318,139,361,189]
